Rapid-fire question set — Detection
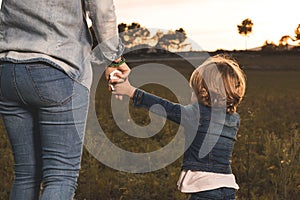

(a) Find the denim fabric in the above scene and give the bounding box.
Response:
[0,0,124,89]
[189,187,236,200]
[133,89,240,174]
[0,62,89,200]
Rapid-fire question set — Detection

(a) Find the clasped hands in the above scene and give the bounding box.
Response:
[105,60,131,100]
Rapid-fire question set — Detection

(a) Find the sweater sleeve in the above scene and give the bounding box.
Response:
[84,0,124,64]
[132,89,200,130]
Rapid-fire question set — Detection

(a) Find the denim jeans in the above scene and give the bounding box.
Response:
[0,62,89,200]
[189,187,236,200]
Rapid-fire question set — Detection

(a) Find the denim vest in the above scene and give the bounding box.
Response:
[133,89,240,174]
[0,0,124,89]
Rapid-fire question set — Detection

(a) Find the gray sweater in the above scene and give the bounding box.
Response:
[0,0,124,89]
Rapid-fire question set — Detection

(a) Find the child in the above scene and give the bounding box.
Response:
[112,54,246,200]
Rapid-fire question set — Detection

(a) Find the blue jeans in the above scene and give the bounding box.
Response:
[189,187,236,200]
[0,62,89,200]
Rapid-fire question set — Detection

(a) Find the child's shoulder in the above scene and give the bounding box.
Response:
[192,102,240,127]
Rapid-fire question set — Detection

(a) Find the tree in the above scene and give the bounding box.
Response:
[237,18,254,50]
[118,23,127,33]
[155,28,189,51]
[278,35,292,50]
[118,22,190,52]
[261,40,277,52]
[118,22,151,50]
[294,24,300,45]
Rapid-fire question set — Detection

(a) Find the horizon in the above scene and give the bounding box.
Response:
[115,0,300,51]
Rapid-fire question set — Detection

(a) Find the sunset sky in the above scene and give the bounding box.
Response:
[115,0,300,51]
[0,0,299,51]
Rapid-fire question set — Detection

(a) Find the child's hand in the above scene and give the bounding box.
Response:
[111,78,136,99]
[108,69,125,100]
[108,70,122,91]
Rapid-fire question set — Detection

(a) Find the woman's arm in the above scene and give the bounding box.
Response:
[84,0,130,99]
[84,0,124,62]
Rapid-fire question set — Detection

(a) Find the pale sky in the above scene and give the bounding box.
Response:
[0,0,299,51]
[115,0,300,51]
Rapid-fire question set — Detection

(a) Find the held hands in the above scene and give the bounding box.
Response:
[105,58,134,100]
[105,61,131,81]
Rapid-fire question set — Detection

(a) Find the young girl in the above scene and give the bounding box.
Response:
[112,54,246,200]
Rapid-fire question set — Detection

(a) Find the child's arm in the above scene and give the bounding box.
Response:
[113,79,197,127]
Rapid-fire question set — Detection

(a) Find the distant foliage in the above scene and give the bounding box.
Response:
[262,24,300,50]
[237,18,254,37]
[237,18,254,50]
[294,24,300,43]
[261,40,277,52]
[279,35,292,46]
[118,22,190,52]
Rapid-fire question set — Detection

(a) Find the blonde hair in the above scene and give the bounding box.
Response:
[190,54,246,114]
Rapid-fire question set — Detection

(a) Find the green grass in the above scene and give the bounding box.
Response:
[0,54,299,199]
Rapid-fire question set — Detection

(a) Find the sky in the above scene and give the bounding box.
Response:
[114,0,300,51]
[0,0,299,51]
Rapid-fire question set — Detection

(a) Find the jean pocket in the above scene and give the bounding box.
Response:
[26,63,75,105]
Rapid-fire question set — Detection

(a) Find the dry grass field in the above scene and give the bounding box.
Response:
[1,52,299,199]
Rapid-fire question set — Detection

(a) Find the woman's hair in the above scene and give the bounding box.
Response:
[190,54,246,114]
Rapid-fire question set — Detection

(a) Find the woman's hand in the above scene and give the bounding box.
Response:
[105,61,131,81]
[105,58,131,100]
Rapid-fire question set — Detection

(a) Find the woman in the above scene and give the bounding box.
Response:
[0,0,129,199]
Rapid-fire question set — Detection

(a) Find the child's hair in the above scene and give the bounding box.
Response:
[190,54,246,114]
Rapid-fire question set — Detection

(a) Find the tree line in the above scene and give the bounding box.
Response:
[238,18,300,51]
[90,20,300,52]
[117,22,190,52]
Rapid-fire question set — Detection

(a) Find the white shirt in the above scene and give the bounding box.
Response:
[177,170,239,193]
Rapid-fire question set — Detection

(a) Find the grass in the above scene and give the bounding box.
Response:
[0,53,299,199]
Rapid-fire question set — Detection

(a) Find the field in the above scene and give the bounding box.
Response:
[0,52,299,199]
